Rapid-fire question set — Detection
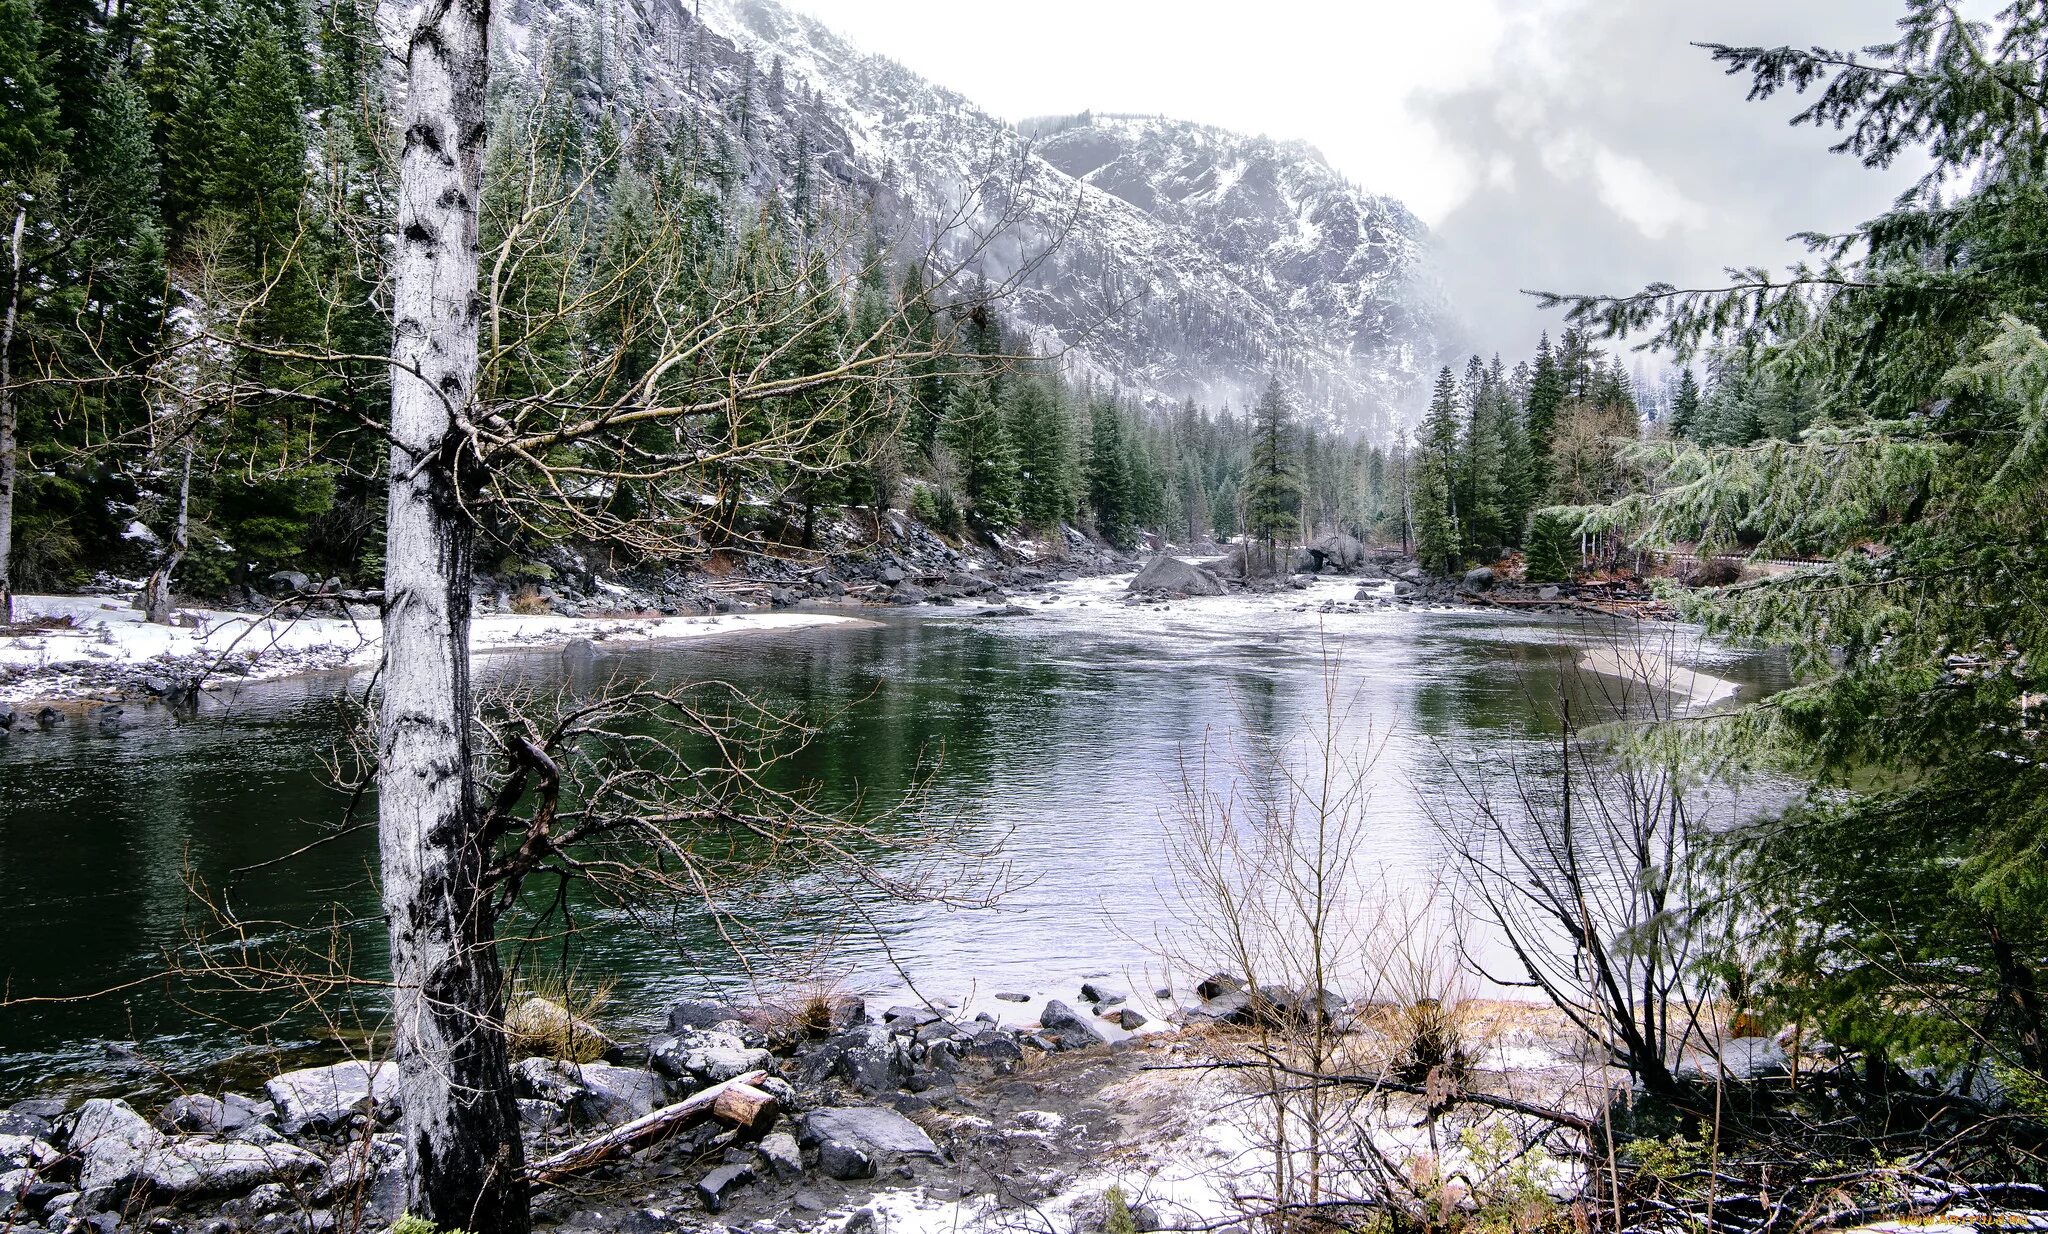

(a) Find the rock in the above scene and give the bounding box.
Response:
[806,1024,913,1096]
[572,1063,667,1125]
[1195,973,1245,1001]
[695,1163,755,1214]
[507,996,612,1058]
[1308,532,1367,572]
[1187,990,1255,1026]
[1538,585,1561,601]
[890,583,929,606]
[69,1099,159,1194]
[1392,580,1418,597]
[264,1061,396,1134]
[1038,1000,1107,1050]
[1461,567,1497,591]
[1127,556,1227,598]
[266,570,311,595]
[880,565,906,585]
[798,1106,942,1167]
[819,1140,875,1179]
[1263,985,1344,1026]
[1105,1009,1146,1031]
[1079,981,1128,1007]
[141,1138,322,1197]
[0,1106,56,1141]
[514,1056,588,1105]
[0,1133,59,1172]
[665,997,742,1033]
[964,1032,1024,1075]
[156,1094,265,1136]
[649,1029,773,1087]
[993,992,1029,1003]
[517,1098,565,1133]
[313,1133,404,1224]
[757,1131,803,1181]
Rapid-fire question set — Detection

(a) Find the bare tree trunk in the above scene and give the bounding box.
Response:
[1,207,25,626]
[142,440,192,624]
[379,0,528,1229]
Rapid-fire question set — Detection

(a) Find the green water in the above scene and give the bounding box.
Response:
[0,582,1787,1099]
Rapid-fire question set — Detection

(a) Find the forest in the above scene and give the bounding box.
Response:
[2,1,2047,1234]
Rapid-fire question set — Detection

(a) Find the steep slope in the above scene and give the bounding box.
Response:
[490,0,1452,438]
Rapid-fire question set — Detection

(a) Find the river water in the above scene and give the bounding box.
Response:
[0,576,1787,1099]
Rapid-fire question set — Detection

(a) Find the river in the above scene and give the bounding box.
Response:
[0,575,1787,1099]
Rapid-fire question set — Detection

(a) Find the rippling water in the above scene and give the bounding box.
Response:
[0,576,1787,1098]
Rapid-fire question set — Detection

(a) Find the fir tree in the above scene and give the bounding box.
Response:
[1243,378,1302,574]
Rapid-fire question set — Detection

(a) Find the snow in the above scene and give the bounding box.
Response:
[0,594,867,703]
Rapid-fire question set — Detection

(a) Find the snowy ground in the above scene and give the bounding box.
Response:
[0,594,870,704]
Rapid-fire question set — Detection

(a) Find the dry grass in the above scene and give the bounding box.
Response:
[508,585,551,616]
[504,974,615,1062]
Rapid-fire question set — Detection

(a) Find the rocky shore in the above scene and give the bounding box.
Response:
[0,976,1610,1234]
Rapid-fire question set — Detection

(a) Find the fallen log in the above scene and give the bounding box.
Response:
[527,1069,769,1185]
[710,1082,780,1133]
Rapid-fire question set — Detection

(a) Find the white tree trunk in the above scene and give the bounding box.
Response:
[379,0,528,1229]
[142,440,191,625]
[1,207,26,626]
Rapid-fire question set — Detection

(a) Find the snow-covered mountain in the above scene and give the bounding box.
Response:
[491,0,1454,439]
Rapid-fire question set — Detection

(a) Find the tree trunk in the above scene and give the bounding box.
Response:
[379,0,528,1229]
[142,440,192,624]
[1,207,26,626]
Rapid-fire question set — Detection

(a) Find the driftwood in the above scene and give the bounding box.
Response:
[527,1069,769,1185]
[710,1083,780,1133]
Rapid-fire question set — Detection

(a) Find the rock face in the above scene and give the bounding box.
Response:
[1128,556,1228,597]
[264,1061,397,1134]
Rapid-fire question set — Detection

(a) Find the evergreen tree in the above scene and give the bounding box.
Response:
[1669,367,1703,440]
[1243,378,1302,574]
[1086,398,1136,548]
[1521,511,1574,583]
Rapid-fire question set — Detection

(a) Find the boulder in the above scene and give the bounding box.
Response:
[805,1024,913,1095]
[817,1140,874,1180]
[1462,567,1497,592]
[1194,973,1245,1001]
[649,1029,773,1087]
[506,996,612,1059]
[0,1105,56,1141]
[665,997,743,1033]
[514,1057,588,1106]
[140,1139,322,1197]
[1186,990,1255,1026]
[265,1061,397,1134]
[1307,533,1367,572]
[757,1131,804,1182]
[1127,556,1227,598]
[313,1133,404,1224]
[570,1063,667,1125]
[1105,1008,1147,1031]
[1079,982,1128,1007]
[157,1094,267,1136]
[0,1133,59,1172]
[69,1099,159,1194]
[797,1107,941,1165]
[1039,1000,1107,1050]
[964,1031,1024,1075]
[266,570,311,596]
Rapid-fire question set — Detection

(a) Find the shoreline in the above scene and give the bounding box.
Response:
[0,595,880,709]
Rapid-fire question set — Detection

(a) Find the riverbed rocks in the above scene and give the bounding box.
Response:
[1127,555,1228,597]
[651,1027,777,1087]
[1038,1000,1108,1050]
[263,1061,397,1135]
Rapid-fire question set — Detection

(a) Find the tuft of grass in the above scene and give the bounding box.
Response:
[504,974,614,1062]
[1390,996,1474,1086]
[391,1216,471,1234]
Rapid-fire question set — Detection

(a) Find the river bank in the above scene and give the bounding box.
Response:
[0,974,1620,1234]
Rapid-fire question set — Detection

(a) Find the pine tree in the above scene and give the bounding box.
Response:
[1521,511,1574,583]
[1243,378,1302,574]
[1525,333,1565,496]
[1413,367,1463,577]
[1087,399,1136,548]
[1669,367,1702,440]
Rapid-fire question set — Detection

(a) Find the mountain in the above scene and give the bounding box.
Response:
[489,0,1454,439]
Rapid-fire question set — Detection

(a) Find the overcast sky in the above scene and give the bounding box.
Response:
[781,0,1928,361]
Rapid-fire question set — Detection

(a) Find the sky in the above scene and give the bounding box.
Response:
[777,0,1927,361]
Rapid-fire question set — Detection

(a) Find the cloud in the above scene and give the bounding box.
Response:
[1415,2,1922,361]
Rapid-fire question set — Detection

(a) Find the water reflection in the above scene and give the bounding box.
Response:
[0,592,1786,1097]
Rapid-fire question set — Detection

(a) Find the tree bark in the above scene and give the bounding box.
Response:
[142,440,191,625]
[379,0,527,1229]
[1,207,26,626]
